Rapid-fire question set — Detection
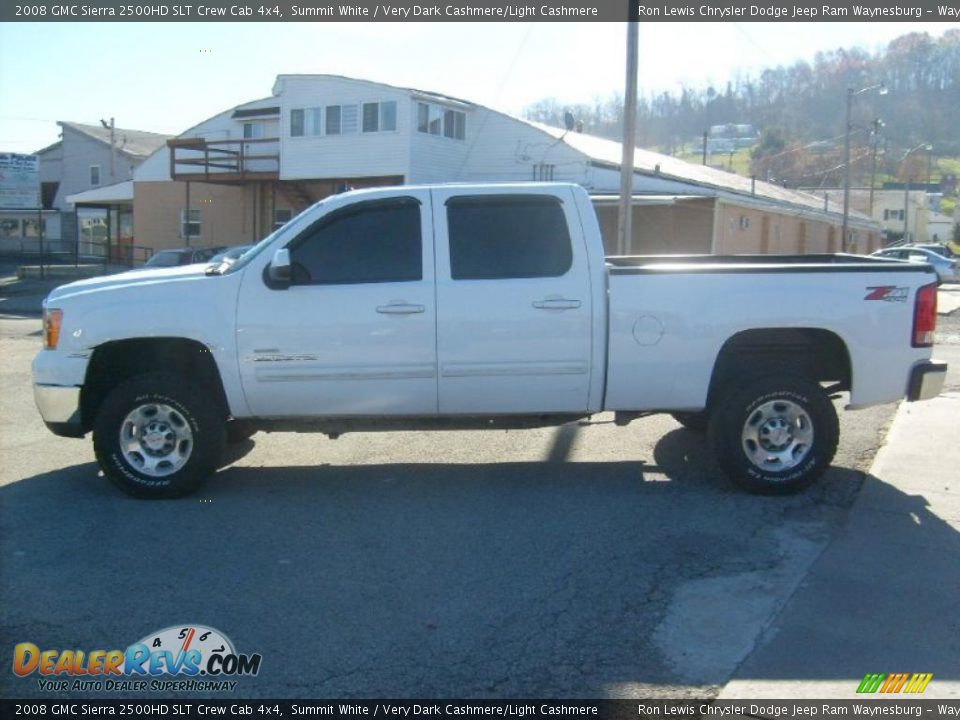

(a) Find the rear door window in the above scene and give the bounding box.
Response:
[446,196,572,280]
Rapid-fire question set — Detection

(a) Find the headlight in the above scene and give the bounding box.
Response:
[43,308,63,350]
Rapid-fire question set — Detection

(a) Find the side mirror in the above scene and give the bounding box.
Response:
[268,248,292,286]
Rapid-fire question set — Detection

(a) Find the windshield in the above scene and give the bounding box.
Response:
[922,245,956,259]
[146,251,182,268]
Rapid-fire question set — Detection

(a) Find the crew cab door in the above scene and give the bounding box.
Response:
[431,187,593,414]
[235,191,437,417]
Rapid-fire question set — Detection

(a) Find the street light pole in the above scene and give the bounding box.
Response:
[901,142,933,244]
[841,83,886,252]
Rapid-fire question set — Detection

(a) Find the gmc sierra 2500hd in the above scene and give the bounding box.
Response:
[33,183,946,498]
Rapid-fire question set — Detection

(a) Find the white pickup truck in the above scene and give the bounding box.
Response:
[33,183,946,498]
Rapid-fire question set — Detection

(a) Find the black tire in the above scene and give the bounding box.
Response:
[707,374,839,495]
[671,411,709,434]
[93,372,226,499]
[226,419,258,444]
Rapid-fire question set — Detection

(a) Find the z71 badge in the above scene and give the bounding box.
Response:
[865,286,909,302]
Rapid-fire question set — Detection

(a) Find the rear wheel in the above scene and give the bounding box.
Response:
[708,375,838,495]
[93,373,226,498]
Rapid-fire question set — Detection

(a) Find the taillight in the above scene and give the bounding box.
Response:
[43,308,63,350]
[912,283,937,348]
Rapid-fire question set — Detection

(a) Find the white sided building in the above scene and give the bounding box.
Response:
[132,74,879,257]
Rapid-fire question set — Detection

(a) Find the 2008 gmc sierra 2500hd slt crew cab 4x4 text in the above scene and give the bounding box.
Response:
[32,183,947,498]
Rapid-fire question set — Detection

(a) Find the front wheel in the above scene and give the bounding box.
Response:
[93,373,226,498]
[708,375,839,495]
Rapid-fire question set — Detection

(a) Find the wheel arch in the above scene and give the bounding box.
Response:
[81,337,230,431]
[706,327,852,408]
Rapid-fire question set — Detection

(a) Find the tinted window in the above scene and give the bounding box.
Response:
[446,196,572,280]
[288,198,421,285]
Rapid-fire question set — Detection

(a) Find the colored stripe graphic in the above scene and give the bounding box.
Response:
[857,673,886,693]
[857,672,932,694]
[904,673,933,694]
[880,673,909,693]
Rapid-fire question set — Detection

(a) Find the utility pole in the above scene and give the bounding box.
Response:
[841,88,853,252]
[617,20,639,256]
[904,177,910,243]
[109,117,115,181]
[868,119,883,215]
[101,117,116,182]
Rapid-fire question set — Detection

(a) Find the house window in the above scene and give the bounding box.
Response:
[243,122,264,139]
[292,104,363,137]
[180,209,201,239]
[0,218,21,238]
[290,109,304,137]
[325,106,341,135]
[291,107,323,136]
[362,101,398,133]
[22,218,45,237]
[274,208,293,230]
[532,163,555,181]
[362,103,379,133]
[90,165,101,186]
[417,103,430,133]
[381,101,397,131]
[883,209,905,221]
[417,102,464,140]
[325,104,358,135]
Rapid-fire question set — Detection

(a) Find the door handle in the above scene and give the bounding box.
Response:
[532,299,581,310]
[376,303,425,315]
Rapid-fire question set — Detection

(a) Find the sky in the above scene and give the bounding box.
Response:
[0,20,956,154]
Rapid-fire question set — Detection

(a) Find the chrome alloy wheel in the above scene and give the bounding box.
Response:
[740,399,814,472]
[119,403,193,477]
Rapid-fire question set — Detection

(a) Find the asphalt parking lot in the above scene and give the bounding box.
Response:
[0,313,905,700]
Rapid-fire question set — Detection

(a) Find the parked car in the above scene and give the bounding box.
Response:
[144,246,227,268]
[909,243,957,259]
[871,247,960,284]
[34,183,946,498]
[209,245,253,264]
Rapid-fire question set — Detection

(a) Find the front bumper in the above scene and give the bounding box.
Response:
[33,384,85,437]
[906,361,948,402]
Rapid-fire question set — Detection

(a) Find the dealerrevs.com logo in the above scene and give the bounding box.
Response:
[12,624,262,693]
